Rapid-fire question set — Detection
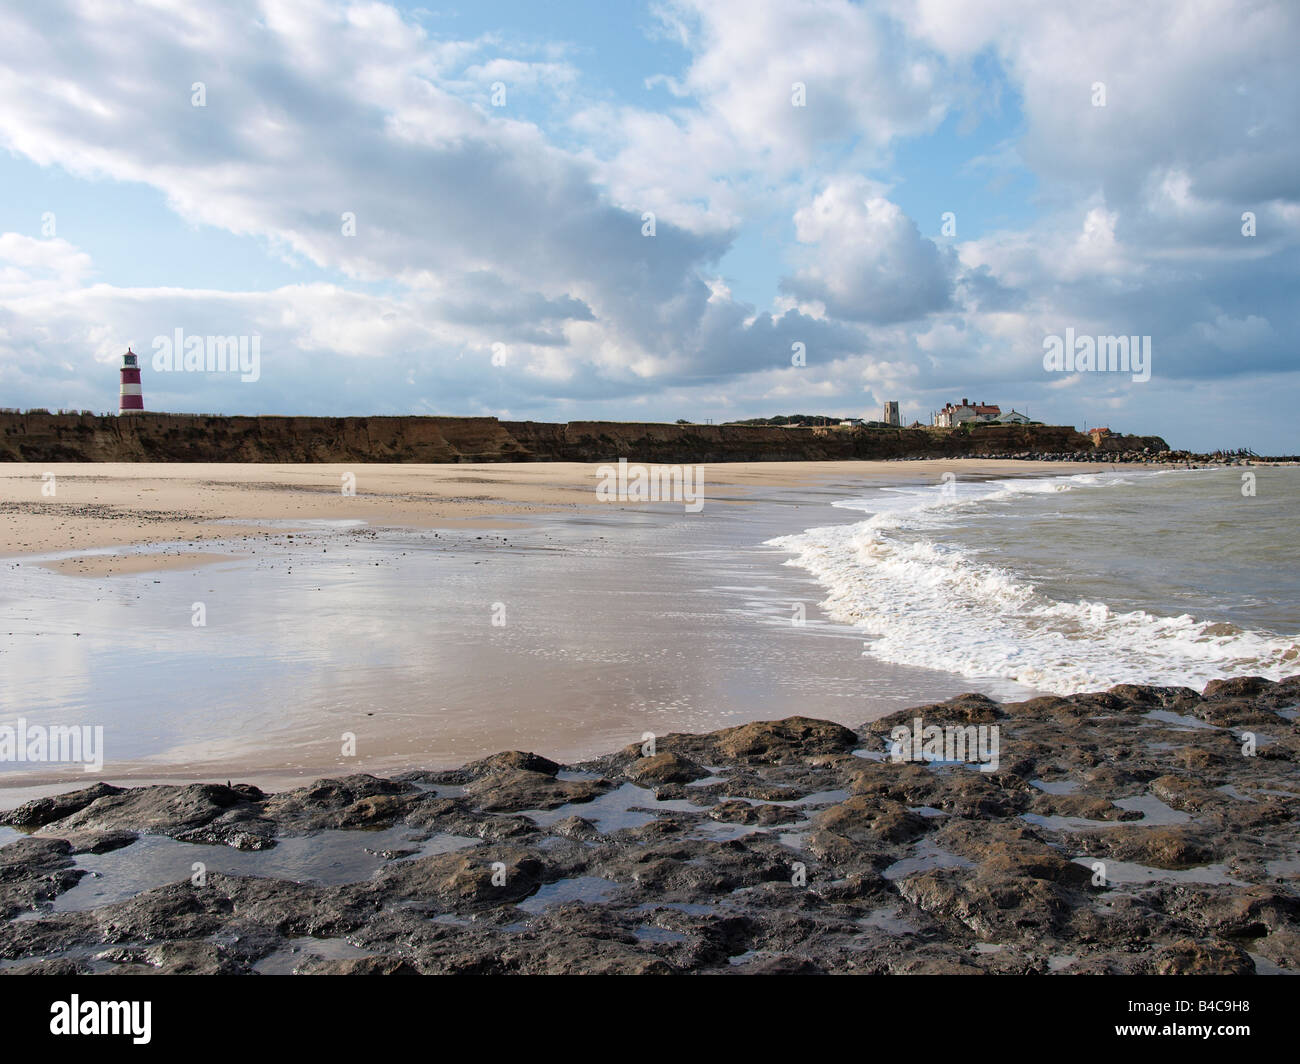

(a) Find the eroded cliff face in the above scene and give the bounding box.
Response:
[0,412,1162,463]
[0,414,525,463]
[501,420,1115,461]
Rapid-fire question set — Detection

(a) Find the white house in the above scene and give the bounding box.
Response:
[993,409,1032,424]
[933,399,1000,427]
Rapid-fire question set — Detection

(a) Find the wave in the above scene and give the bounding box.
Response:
[768,471,1300,695]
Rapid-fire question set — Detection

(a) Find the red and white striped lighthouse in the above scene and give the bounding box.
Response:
[119,347,144,413]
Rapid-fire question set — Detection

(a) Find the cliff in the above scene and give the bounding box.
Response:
[0,412,1165,463]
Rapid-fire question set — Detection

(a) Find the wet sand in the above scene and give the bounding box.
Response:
[38,552,244,578]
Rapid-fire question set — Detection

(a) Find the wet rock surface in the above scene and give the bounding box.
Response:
[2,678,1297,975]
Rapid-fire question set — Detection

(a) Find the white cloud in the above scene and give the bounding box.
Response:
[782,177,953,323]
[0,234,94,296]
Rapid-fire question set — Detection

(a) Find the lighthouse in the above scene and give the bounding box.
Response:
[119,347,144,413]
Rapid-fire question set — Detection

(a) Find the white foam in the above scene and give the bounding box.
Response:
[769,471,1300,695]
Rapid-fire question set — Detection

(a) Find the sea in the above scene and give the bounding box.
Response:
[768,466,1300,696]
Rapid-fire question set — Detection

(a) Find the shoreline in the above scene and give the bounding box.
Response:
[0,458,1157,564]
[1,677,1296,975]
[0,459,1282,792]
[0,459,1124,791]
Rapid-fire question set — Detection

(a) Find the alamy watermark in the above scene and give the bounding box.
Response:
[595,458,704,513]
[151,329,261,382]
[0,718,103,772]
[1043,328,1150,383]
[50,996,150,1044]
[890,718,1000,773]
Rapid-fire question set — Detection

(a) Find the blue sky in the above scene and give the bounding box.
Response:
[0,0,1296,452]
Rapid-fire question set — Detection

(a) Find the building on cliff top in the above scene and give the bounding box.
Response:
[994,409,1032,424]
[932,398,1000,427]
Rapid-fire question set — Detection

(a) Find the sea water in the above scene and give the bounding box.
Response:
[769,467,1300,695]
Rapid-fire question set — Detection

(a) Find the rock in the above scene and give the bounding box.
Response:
[730,954,822,974]
[1176,886,1300,937]
[0,837,83,919]
[708,801,802,826]
[889,952,985,975]
[1075,826,1215,869]
[0,958,86,976]
[709,717,859,763]
[1107,683,1201,709]
[1076,765,1155,797]
[551,816,600,840]
[337,794,414,827]
[0,782,123,828]
[812,796,929,846]
[1149,775,1221,812]
[465,750,561,777]
[172,826,277,850]
[1203,676,1275,700]
[295,955,421,975]
[464,769,607,813]
[1029,794,1139,822]
[1172,746,1223,770]
[65,830,139,855]
[264,775,412,828]
[1151,938,1255,975]
[0,679,1296,975]
[625,752,708,785]
[935,820,1091,886]
[49,783,263,837]
[896,868,1070,940]
[869,694,1005,731]
[1253,929,1300,970]
[134,940,251,975]
[366,851,545,909]
[1003,695,1077,719]
[1194,698,1284,728]
[847,760,942,804]
[497,936,675,975]
[469,815,539,840]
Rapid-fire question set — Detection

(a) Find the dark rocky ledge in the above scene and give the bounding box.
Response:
[2,677,1298,975]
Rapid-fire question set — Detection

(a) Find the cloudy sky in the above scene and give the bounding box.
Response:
[0,0,1296,452]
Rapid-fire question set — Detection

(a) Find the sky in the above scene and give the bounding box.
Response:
[0,0,1296,453]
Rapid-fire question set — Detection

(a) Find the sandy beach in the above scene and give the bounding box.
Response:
[0,459,1110,570]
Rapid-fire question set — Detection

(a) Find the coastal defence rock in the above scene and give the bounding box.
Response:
[0,411,1162,464]
[0,677,1296,975]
